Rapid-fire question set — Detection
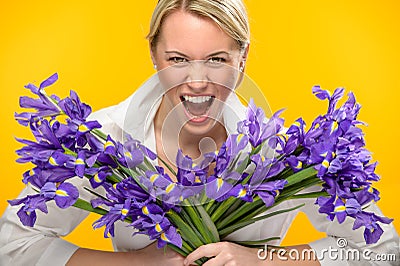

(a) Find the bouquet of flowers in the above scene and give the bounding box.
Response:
[9,73,393,264]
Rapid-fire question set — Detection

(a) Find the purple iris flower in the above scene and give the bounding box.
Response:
[174,150,209,197]
[46,151,73,168]
[250,154,285,184]
[285,155,304,173]
[135,213,182,248]
[209,136,245,180]
[73,150,86,177]
[116,177,152,201]
[15,139,55,165]
[93,198,132,238]
[312,86,344,115]
[113,138,154,169]
[286,118,306,141]
[205,175,234,201]
[89,167,113,188]
[333,198,361,224]
[16,120,63,160]
[103,135,117,155]
[225,133,249,157]
[41,182,79,209]
[124,134,157,160]
[8,195,48,227]
[352,211,393,244]
[15,73,61,126]
[354,187,380,205]
[175,149,197,185]
[227,183,253,202]
[58,90,92,122]
[237,99,284,148]
[253,180,287,207]
[131,201,164,218]
[158,181,185,204]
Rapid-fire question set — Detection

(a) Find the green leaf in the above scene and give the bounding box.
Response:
[233,236,281,246]
[157,156,177,176]
[192,199,220,243]
[217,198,245,222]
[167,210,205,248]
[216,198,264,229]
[92,129,108,141]
[179,206,208,244]
[211,197,236,222]
[284,166,317,186]
[73,198,108,216]
[182,203,212,243]
[219,204,305,238]
[289,191,329,199]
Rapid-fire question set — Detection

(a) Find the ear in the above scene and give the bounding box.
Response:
[240,43,250,71]
[236,43,250,89]
[242,43,250,61]
[149,43,157,66]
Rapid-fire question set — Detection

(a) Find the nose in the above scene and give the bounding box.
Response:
[187,60,208,92]
[187,80,208,92]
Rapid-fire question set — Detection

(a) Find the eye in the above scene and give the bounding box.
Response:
[168,56,188,65]
[207,57,226,65]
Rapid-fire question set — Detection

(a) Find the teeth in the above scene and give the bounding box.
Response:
[183,95,212,103]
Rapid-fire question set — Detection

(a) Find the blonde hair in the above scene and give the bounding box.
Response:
[147,0,250,50]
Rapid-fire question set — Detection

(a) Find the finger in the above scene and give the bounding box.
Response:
[202,255,227,266]
[184,243,222,265]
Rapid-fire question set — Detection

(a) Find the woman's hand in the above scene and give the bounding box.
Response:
[67,242,185,266]
[184,242,264,266]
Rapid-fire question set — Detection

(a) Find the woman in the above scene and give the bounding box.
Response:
[0,1,398,265]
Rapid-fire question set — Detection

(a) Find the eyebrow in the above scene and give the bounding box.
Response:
[165,50,231,58]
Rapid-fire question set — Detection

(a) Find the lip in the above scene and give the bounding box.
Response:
[179,94,216,124]
[182,107,210,124]
[179,93,215,98]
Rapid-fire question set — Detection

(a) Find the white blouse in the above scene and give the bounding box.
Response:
[1,75,399,265]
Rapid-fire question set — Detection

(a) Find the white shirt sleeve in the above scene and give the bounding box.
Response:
[0,108,117,266]
[0,178,91,266]
[298,186,400,265]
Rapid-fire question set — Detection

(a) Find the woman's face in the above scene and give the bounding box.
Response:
[151,10,246,136]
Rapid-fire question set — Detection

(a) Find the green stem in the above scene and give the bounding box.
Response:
[217,198,244,223]
[215,197,264,229]
[166,210,205,248]
[191,198,220,243]
[92,129,108,141]
[73,198,108,216]
[181,204,209,243]
[289,191,329,199]
[284,166,317,186]
[157,156,177,176]
[205,199,216,212]
[211,197,237,222]
[236,178,323,224]
[219,204,305,238]
[233,236,281,246]
[216,176,322,230]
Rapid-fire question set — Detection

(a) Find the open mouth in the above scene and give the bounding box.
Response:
[180,95,215,123]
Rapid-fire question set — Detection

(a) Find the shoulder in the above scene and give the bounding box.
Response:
[88,105,123,139]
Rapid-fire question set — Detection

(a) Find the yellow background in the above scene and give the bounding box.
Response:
[1,1,398,251]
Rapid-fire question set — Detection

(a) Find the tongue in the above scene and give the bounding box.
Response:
[185,101,210,116]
